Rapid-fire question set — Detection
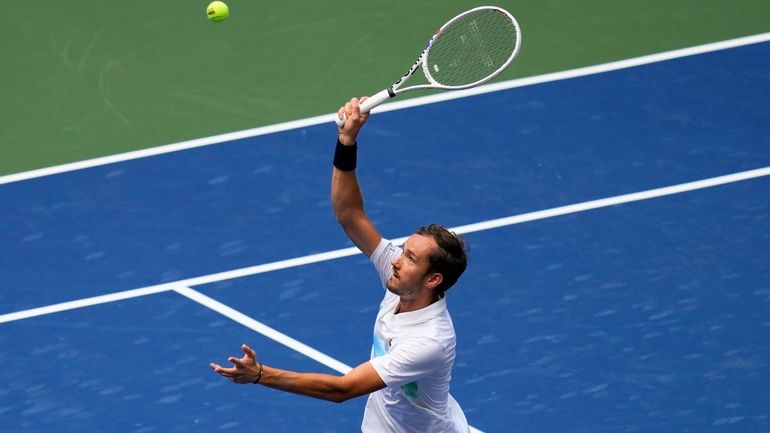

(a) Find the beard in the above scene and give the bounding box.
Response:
[385,276,399,294]
[385,275,420,300]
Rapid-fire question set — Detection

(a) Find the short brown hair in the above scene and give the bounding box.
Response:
[415,224,468,295]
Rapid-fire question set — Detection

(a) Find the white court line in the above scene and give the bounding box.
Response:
[1,32,769,186]
[0,248,360,324]
[450,166,770,235]
[0,285,172,324]
[1,165,769,325]
[173,285,353,374]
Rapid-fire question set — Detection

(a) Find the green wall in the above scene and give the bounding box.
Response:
[2,1,769,175]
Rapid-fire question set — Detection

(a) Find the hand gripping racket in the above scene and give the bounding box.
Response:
[335,6,521,127]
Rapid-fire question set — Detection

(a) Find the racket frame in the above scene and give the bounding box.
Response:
[337,6,521,126]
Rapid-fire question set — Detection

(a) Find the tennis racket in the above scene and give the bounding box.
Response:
[335,5,521,127]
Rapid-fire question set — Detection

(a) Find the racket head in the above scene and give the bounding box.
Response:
[422,6,521,90]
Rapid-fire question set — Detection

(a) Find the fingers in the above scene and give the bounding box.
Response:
[338,96,370,143]
[346,97,367,118]
[242,344,256,359]
[338,97,370,123]
[210,362,233,378]
[342,98,359,125]
[212,360,241,375]
[211,345,259,384]
[211,359,257,384]
[228,356,250,369]
[358,95,369,117]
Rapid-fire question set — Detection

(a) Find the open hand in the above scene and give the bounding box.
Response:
[210,344,261,384]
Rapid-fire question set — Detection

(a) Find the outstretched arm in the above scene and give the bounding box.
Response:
[332,97,382,257]
[211,344,385,403]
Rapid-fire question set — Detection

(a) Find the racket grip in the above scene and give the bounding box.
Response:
[334,89,394,127]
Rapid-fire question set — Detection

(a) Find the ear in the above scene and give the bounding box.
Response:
[425,272,443,291]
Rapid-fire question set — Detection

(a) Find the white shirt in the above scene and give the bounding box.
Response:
[361,239,469,433]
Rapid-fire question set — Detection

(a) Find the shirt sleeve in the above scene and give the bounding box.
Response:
[369,336,444,389]
[369,238,402,290]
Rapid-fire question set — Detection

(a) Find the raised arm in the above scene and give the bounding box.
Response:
[331,97,382,257]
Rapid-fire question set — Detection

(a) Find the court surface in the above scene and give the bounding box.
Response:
[1,40,770,432]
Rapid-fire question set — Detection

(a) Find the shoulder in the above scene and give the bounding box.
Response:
[370,238,402,264]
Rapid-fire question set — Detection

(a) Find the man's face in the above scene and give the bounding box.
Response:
[386,234,438,299]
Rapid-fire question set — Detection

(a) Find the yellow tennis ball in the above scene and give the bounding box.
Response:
[207,1,229,23]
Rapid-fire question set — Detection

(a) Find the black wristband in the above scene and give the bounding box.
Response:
[333,140,357,171]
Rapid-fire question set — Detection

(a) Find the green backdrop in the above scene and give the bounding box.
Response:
[2,1,769,175]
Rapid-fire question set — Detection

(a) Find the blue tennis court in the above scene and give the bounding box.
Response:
[1,40,769,432]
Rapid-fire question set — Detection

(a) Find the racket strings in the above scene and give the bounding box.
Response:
[425,9,518,87]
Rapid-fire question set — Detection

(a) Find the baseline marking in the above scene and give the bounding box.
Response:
[1,165,768,324]
[0,285,171,324]
[1,32,768,186]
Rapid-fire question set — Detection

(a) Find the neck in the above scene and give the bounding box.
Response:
[396,292,440,314]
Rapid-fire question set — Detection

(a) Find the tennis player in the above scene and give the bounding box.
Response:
[211,97,470,433]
